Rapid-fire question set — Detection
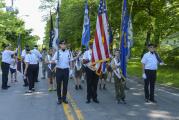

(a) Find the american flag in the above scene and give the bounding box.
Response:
[92,0,110,75]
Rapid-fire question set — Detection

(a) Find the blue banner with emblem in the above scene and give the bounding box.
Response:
[120,0,128,78]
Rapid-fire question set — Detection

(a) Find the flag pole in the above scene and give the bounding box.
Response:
[119,0,124,48]
[129,1,134,18]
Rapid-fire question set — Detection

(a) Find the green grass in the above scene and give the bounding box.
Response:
[127,58,179,88]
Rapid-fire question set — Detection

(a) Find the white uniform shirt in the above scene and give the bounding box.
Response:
[82,49,92,67]
[52,49,72,69]
[31,48,42,62]
[10,58,17,69]
[24,53,38,65]
[2,50,15,64]
[75,56,82,71]
[21,49,26,60]
[141,52,158,70]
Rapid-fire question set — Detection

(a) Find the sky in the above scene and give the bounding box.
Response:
[5,0,46,45]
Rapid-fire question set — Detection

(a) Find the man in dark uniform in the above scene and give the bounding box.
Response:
[82,42,100,104]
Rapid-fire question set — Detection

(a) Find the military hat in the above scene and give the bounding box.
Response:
[59,40,66,44]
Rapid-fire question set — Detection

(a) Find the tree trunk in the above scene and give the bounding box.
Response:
[141,31,151,58]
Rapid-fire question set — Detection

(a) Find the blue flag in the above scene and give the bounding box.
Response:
[81,1,90,48]
[102,62,107,73]
[49,11,54,48]
[120,0,128,78]
[127,16,133,58]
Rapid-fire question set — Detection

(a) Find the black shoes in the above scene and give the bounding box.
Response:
[75,85,78,90]
[117,99,126,104]
[93,99,99,103]
[145,99,149,103]
[145,99,157,103]
[75,85,82,90]
[23,84,28,87]
[57,99,62,105]
[63,100,68,104]
[86,100,91,104]
[150,99,157,103]
[2,86,10,90]
[79,85,82,90]
[121,99,126,104]
[57,99,68,104]
[86,99,99,104]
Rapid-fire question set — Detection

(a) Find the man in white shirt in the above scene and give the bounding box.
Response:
[1,44,16,89]
[21,45,29,87]
[141,43,162,103]
[52,40,73,104]
[31,45,42,82]
[24,48,39,93]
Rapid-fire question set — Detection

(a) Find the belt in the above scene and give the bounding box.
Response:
[2,62,10,65]
[56,68,69,70]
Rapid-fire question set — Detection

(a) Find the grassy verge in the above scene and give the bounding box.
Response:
[127,58,179,88]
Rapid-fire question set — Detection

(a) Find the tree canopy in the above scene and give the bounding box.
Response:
[37,0,179,66]
[0,0,39,50]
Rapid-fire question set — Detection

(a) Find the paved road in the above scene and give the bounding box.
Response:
[0,68,179,120]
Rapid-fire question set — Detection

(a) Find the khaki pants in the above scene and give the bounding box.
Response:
[114,75,125,101]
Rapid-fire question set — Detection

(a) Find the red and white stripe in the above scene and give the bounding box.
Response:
[92,10,110,75]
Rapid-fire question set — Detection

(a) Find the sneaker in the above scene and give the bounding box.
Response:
[26,90,33,93]
[48,88,53,91]
[53,88,57,91]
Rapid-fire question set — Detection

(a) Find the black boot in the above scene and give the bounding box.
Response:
[75,85,78,90]
[79,85,82,89]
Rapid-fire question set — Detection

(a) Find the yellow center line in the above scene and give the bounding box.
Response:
[67,93,84,120]
[62,103,75,120]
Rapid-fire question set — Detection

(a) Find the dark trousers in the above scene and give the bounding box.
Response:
[23,62,28,85]
[35,63,39,82]
[27,64,38,90]
[85,67,99,101]
[1,62,10,88]
[56,68,69,100]
[144,69,157,100]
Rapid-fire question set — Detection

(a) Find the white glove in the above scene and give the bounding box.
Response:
[142,73,147,79]
[160,62,167,66]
